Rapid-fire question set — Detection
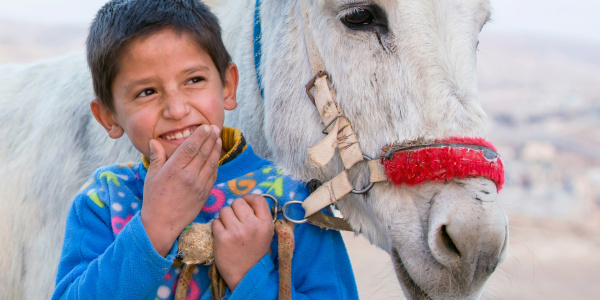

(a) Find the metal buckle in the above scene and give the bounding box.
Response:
[263,194,309,224]
[305,70,330,106]
[384,143,500,161]
[350,155,375,194]
[321,113,344,135]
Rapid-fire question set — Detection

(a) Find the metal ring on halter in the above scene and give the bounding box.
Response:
[282,201,309,224]
[321,114,344,135]
[351,155,375,194]
[262,194,280,222]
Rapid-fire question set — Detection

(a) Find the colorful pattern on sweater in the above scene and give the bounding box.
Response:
[85,163,307,300]
[54,126,358,300]
[54,135,358,300]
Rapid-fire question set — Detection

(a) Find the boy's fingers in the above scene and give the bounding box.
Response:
[187,125,220,174]
[230,198,255,222]
[204,159,219,190]
[170,125,212,168]
[147,139,166,173]
[196,135,221,182]
[217,206,238,230]
[212,218,225,235]
[242,194,272,221]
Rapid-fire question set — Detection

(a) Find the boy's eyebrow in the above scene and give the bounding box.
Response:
[124,78,153,93]
[122,66,211,93]
[183,66,210,75]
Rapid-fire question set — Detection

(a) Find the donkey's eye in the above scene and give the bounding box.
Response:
[339,5,388,34]
[343,9,374,27]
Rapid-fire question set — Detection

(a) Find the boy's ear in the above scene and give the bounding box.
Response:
[223,63,239,111]
[90,99,124,139]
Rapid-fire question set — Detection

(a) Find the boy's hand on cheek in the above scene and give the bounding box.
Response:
[141,125,222,257]
[212,194,274,290]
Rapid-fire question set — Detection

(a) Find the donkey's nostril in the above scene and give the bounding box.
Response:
[440,225,461,257]
[429,224,462,268]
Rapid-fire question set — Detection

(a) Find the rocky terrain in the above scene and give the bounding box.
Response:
[1,19,599,299]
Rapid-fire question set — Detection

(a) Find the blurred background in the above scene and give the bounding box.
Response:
[1,0,598,299]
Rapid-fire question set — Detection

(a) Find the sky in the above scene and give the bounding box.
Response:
[0,0,599,43]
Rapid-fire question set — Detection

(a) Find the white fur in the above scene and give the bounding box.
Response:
[0,1,507,299]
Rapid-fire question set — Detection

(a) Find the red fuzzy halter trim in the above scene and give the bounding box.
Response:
[381,137,505,191]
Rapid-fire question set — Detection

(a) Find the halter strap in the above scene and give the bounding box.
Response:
[253,0,265,100]
[299,0,326,76]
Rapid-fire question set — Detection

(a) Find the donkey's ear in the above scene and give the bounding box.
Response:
[90,99,124,139]
[223,63,239,111]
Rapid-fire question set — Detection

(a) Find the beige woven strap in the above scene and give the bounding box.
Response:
[336,116,364,170]
[302,171,353,218]
[275,219,295,300]
[369,158,388,183]
[308,119,339,168]
[307,75,364,170]
[302,6,362,171]
[313,75,339,124]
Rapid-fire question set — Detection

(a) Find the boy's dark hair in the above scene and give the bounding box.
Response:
[87,0,232,111]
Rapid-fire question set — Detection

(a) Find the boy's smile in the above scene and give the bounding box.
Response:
[162,125,197,141]
[92,27,238,159]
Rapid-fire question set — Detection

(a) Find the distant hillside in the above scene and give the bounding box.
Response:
[478,31,600,218]
[478,31,600,121]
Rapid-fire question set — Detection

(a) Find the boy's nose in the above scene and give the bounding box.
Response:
[162,93,190,120]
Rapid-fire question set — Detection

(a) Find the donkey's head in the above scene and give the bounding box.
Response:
[226,0,507,298]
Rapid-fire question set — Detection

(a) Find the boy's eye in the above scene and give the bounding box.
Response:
[186,77,205,84]
[135,89,156,98]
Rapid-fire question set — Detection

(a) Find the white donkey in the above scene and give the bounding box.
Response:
[0,0,508,299]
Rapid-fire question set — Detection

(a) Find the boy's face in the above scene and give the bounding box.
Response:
[92,28,238,159]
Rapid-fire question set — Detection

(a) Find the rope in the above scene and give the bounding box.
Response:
[174,261,226,300]
[209,264,227,300]
[175,264,195,300]
[174,218,302,299]
[275,219,295,300]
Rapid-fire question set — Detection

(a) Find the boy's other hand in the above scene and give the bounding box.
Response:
[141,124,222,257]
[212,194,275,290]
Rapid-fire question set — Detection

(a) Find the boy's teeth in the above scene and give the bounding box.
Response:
[165,127,195,140]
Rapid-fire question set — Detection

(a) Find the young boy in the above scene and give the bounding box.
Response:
[52,0,358,299]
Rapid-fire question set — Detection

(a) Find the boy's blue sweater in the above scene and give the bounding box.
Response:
[53,137,358,299]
